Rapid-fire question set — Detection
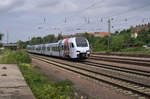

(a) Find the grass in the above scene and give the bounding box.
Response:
[18,63,75,99]
[0,50,5,55]
[119,47,150,54]
[0,50,75,99]
[0,50,31,64]
[94,47,150,55]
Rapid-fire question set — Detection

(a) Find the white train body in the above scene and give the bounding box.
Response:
[27,37,90,59]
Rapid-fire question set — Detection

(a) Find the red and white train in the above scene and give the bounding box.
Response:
[27,37,90,59]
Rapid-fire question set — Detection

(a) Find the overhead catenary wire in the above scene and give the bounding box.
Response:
[36,1,150,35]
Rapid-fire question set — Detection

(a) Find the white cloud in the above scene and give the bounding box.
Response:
[0,0,13,8]
[0,0,24,13]
[12,0,78,14]
[0,0,150,42]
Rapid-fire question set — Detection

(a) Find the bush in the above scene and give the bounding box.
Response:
[0,50,31,64]
[18,63,74,99]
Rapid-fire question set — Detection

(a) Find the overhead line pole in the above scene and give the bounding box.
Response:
[108,19,111,50]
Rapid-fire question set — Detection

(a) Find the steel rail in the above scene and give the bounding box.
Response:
[31,55,150,98]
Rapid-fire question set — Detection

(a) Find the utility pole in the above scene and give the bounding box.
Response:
[108,19,111,49]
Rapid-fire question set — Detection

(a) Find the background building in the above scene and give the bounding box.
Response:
[131,23,150,38]
[61,32,110,39]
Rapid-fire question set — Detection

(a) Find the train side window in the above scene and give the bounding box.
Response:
[71,43,74,48]
[52,47,54,51]
[47,47,50,51]
[42,47,44,50]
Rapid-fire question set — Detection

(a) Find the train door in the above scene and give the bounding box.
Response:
[61,44,65,57]
[50,46,52,56]
[58,41,62,57]
[42,45,46,55]
[69,42,75,58]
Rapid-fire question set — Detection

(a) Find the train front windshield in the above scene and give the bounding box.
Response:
[76,37,88,47]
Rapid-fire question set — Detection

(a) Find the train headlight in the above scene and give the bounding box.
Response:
[86,50,90,54]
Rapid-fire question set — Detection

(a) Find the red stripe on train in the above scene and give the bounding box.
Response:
[64,38,70,56]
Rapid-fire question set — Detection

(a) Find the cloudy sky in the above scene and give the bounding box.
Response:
[0,0,150,43]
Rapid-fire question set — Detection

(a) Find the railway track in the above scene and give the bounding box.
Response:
[90,55,150,67]
[84,60,150,77]
[92,53,150,58]
[30,54,150,99]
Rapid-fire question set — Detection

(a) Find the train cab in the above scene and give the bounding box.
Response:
[73,37,90,59]
[62,37,90,59]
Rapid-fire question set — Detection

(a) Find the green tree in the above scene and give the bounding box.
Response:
[57,34,63,40]
[129,26,134,32]
[0,33,3,48]
[17,40,23,49]
[111,35,125,51]
[0,33,3,41]
[136,29,150,45]
[29,37,43,44]
[114,31,119,35]
[43,34,55,43]
[17,40,28,49]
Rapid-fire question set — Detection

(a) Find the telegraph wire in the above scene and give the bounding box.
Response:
[37,1,150,34]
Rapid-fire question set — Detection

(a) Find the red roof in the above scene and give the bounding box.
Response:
[87,32,110,38]
[56,32,110,39]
